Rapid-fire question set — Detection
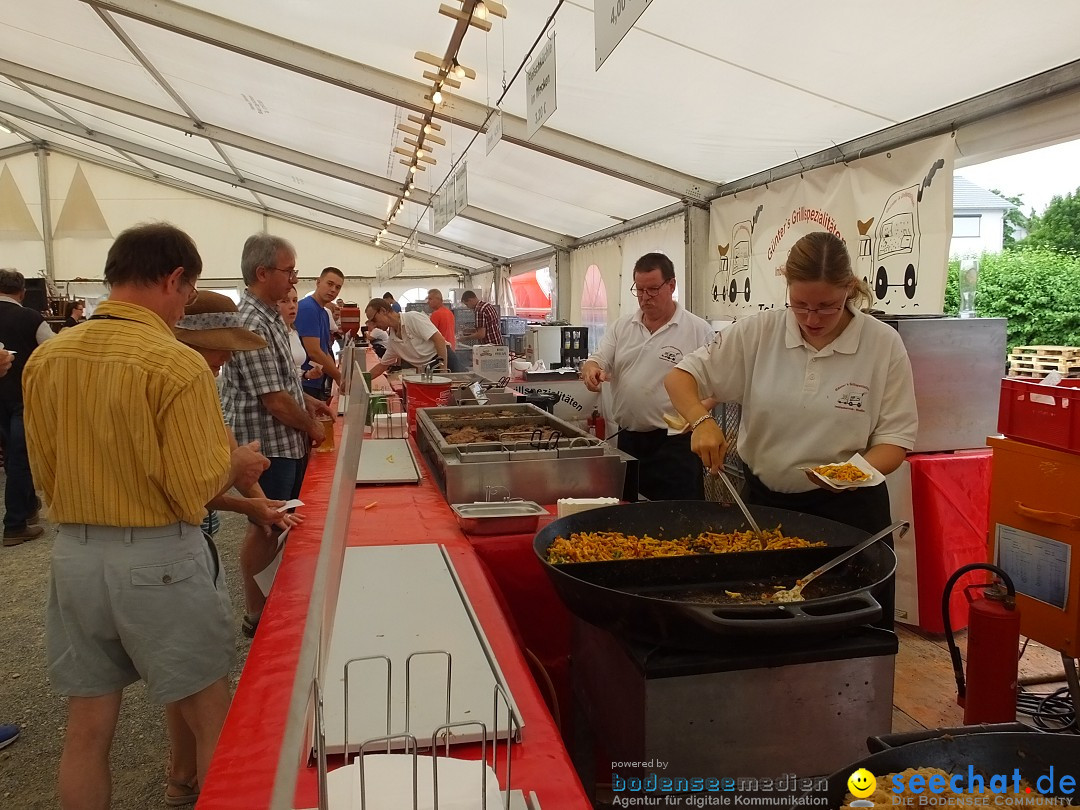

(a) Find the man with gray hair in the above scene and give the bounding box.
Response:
[220,233,334,637]
[0,268,53,546]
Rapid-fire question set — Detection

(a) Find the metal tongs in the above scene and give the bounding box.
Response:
[709,468,766,541]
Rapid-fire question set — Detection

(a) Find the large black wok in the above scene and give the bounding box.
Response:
[823,731,1080,807]
[533,500,896,648]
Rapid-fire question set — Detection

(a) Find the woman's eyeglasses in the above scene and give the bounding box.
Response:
[786,303,842,316]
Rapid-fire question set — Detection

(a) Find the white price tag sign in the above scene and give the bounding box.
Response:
[594,0,655,70]
[526,35,557,140]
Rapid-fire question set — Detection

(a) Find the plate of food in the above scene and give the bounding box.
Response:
[802,453,884,490]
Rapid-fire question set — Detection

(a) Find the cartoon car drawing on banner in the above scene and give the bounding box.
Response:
[868,159,944,301]
[727,219,753,303]
[712,243,729,302]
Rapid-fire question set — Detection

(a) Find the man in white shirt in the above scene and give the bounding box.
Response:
[363,297,448,379]
[581,253,715,501]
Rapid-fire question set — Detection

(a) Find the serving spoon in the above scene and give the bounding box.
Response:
[770,520,910,603]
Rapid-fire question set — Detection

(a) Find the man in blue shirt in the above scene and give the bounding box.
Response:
[296,267,345,400]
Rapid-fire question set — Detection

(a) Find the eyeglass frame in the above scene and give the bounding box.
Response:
[264,264,299,279]
[629,278,674,298]
[785,302,844,316]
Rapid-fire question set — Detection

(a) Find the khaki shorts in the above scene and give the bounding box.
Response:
[46,522,234,705]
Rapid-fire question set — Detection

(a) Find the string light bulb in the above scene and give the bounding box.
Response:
[417,148,425,159]
[404,188,411,198]
[423,124,432,135]
[432,88,443,105]
[453,62,466,79]
[474,1,489,20]
[409,164,417,174]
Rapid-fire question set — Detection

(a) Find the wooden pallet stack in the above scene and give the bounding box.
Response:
[1007,345,1080,378]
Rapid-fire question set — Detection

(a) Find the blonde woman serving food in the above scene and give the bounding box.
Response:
[664,231,917,535]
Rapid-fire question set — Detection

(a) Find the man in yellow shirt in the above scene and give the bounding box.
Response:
[23,223,269,810]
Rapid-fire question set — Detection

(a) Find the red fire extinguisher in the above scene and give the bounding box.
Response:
[587,407,606,439]
[943,563,1020,725]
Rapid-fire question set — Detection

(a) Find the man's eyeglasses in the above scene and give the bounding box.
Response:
[630,280,673,298]
[266,265,299,279]
[786,303,843,316]
[183,279,199,306]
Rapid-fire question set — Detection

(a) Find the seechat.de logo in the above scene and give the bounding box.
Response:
[849,768,878,806]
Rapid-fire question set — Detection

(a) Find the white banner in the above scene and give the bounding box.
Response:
[387,252,404,279]
[526,35,557,140]
[699,134,953,320]
[594,0,654,70]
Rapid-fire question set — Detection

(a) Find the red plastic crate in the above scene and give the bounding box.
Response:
[998,377,1080,453]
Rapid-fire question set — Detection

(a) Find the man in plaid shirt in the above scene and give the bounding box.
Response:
[221,233,333,636]
[461,290,503,345]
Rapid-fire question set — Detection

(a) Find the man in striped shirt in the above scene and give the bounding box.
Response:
[23,223,270,809]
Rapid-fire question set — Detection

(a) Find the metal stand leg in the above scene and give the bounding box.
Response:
[1062,652,1080,721]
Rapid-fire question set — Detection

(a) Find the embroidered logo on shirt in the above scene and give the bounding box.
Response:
[835,383,868,412]
[658,345,685,364]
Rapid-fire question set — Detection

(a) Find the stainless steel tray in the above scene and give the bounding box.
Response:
[451,501,547,535]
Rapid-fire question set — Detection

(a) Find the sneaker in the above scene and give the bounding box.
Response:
[0,724,19,750]
[3,525,44,547]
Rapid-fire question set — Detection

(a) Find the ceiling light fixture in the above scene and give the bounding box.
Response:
[439,2,491,31]
[0,123,12,135]
[474,1,489,21]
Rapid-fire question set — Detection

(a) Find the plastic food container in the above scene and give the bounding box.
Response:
[450,501,547,535]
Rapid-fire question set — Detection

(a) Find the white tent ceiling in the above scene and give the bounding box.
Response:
[1,0,1079,274]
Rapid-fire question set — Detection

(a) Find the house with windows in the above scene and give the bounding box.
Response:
[950,177,1015,257]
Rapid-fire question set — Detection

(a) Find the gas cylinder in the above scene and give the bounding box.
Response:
[587,407,606,440]
[942,563,1020,725]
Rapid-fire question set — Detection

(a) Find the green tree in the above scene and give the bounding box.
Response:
[989,189,1030,248]
[942,247,1080,350]
[1025,186,1080,255]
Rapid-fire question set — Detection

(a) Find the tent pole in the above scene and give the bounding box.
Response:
[36,146,54,283]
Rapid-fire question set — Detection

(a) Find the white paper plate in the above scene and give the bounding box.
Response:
[802,453,884,490]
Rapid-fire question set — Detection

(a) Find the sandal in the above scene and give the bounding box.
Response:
[241,613,260,639]
[164,777,199,807]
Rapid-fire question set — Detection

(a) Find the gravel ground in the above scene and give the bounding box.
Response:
[0,488,252,810]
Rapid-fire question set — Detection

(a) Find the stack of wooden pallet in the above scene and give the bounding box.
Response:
[1007,345,1080,378]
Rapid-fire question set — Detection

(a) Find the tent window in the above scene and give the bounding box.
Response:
[581,264,608,354]
[399,287,428,306]
[953,215,981,237]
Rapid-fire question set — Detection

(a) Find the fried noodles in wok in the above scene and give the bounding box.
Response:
[546,527,824,564]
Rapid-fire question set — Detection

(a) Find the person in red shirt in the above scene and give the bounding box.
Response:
[427,288,464,372]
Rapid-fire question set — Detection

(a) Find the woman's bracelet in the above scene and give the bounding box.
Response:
[689,414,713,431]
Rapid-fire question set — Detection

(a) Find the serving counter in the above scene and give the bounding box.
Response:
[198,417,590,809]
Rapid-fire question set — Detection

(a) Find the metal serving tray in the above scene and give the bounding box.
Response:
[416,404,636,504]
[451,501,547,535]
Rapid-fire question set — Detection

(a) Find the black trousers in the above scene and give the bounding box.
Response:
[617,429,704,502]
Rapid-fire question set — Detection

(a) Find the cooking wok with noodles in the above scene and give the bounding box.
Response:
[533,500,897,647]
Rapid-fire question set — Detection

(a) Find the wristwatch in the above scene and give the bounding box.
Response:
[689,414,713,431]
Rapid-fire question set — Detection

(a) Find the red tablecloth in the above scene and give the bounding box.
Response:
[465,512,576,740]
[908,450,993,633]
[198,429,590,809]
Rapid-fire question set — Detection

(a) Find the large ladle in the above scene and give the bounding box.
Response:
[770,519,910,603]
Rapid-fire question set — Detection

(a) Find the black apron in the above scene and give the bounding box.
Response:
[742,467,892,535]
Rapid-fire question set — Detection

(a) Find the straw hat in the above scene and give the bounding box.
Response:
[174,290,266,351]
